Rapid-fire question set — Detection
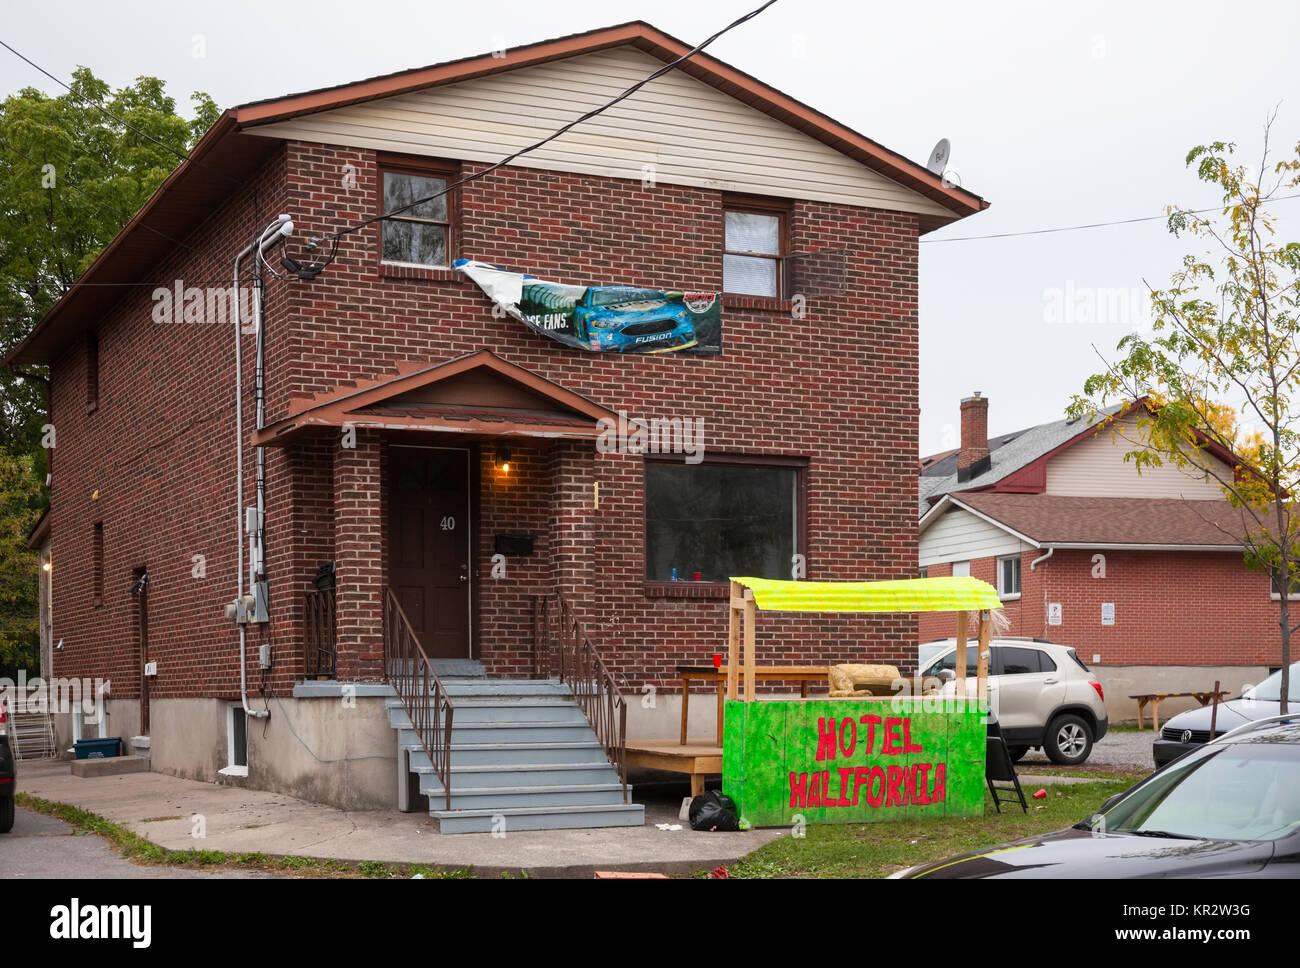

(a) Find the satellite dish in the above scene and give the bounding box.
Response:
[926,138,951,176]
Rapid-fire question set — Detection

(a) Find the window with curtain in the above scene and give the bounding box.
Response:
[723,205,786,297]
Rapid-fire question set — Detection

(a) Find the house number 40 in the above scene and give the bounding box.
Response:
[440,515,456,531]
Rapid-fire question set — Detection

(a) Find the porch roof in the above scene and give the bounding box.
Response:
[252,349,619,446]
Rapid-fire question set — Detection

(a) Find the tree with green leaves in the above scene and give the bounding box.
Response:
[1069,121,1300,712]
[0,449,43,678]
[0,67,218,680]
[0,66,218,465]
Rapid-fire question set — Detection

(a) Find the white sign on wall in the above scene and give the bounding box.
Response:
[1101,603,1115,626]
[1048,602,1062,626]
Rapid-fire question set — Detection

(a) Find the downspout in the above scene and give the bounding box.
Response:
[1030,546,1054,641]
[233,215,293,720]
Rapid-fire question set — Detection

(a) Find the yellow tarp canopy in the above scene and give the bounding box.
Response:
[729,576,1002,613]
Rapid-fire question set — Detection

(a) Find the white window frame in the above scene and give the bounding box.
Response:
[951,560,970,578]
[997,554,1022,601]
[220,703,249,777]
[1270,566,1300,601]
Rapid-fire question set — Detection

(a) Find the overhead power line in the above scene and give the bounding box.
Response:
[297,0,781,276]
[0,36,241,186]
[922,192,1300,243]
[0,135,200,253]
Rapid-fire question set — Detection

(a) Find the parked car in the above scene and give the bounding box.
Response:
[1153,660,1300,769]
[891,716,1300,878]
[572,287,701,353]
[0,698,14,833]
[918,637,1108,765]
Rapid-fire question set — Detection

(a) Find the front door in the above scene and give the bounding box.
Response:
[387,446,472,657]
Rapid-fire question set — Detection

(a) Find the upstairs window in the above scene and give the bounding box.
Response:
[379,158,456,268]
[723,200,787,298]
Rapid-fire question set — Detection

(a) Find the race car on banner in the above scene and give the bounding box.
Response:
[455,258,722,354]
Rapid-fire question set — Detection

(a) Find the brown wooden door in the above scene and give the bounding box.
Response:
[387,447,471,658]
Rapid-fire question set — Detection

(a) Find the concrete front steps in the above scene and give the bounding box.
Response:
[387,677,644,834]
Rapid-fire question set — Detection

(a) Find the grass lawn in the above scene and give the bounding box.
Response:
[710,778,1130,878]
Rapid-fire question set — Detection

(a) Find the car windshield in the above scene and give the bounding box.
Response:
[1097,741,1300,842]
[590,288,665,307]
[1245,661,1300,702]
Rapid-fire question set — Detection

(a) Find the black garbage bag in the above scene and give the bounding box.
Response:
[689,791,740,832]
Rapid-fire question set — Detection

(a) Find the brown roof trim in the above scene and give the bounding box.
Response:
[3,111,278,367]
[233,21,987,225]
[7,21,988,369]
[253,349,620,446]
[26,507,51,549]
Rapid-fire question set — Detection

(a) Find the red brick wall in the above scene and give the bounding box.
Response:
[276,142,923,688]
[47,136,924,699]
[919,548,1282,667]
[46,145,296,702]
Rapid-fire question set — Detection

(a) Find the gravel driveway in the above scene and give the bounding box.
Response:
[1017,727,1155,772]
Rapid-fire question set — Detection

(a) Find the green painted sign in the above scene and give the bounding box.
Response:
[722,698,986,827]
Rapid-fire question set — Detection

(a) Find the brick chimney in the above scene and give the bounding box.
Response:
[957,392,990,480]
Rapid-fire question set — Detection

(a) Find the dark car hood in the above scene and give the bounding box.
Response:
[902,826,1273,878]
[1161,698,1279,733]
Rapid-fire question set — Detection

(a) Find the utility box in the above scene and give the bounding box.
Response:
[75,737,122,759]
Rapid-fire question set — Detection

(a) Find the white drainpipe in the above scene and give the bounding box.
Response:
[1029,546,1054,570]
[233,216,293,720]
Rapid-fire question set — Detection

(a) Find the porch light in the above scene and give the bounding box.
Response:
[495,445,512,474]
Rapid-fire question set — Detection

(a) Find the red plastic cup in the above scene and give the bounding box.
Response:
[712,654,722,669]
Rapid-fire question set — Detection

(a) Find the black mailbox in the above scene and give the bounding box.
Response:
[494,534,536,555]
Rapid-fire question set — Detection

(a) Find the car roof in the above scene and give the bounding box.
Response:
[922,637,1064,650]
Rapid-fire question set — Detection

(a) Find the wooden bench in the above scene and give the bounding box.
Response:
[676,664,829,745]
[1129,689,1232,731]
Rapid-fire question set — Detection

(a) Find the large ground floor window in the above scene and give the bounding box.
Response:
[644,455,805,585]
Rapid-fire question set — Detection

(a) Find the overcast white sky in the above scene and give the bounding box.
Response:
[3,0,1296,453]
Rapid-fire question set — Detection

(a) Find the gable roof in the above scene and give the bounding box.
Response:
[917,404,1126,514]
[921,492,1251,550]
[234,21,986,225]
[5,21,987,368]
[252,349,620,445]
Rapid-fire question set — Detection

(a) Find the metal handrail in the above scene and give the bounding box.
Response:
[531,592,628,803]
[382,587,454,811]
[303,588,337,678]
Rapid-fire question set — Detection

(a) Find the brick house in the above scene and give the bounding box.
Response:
[918,393,1280,723]
[7,22,987,821]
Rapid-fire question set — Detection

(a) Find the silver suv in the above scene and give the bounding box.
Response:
[918,637,1109,765]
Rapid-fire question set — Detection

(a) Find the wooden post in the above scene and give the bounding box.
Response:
[1209,679,1221,738]
[743,591,757,702]
[976,610,992,703]
[955,611,968,700]
[727,581,742,701]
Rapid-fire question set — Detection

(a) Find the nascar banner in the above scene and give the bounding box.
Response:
[454,259,722,355]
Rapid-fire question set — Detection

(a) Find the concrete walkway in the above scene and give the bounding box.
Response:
[16,760,782,878]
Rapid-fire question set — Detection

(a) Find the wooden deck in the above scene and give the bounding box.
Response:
[626,740,725,797]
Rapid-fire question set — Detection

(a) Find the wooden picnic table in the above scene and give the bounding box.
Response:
[1129,689,1232,731]
[677,664,828,746]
